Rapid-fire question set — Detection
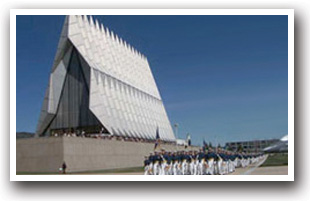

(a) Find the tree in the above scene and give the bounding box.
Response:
[237,144,243,152]
[226,145,234,151]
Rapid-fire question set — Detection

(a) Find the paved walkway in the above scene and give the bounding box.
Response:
[229,155,288,175]
[76,166,288,175]
[247,166,288,175]
[74,165,289,175]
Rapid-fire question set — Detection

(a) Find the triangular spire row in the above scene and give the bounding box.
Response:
[73,15,145,59]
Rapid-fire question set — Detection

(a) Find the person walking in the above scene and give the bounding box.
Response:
[62,162,67,174]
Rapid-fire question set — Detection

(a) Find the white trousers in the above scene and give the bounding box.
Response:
[207,159,214,175]
[182,161,188,175]
[198,161,207,175]
[217,160,223,175]
[160,162,167,175]
[153,162,160,175]
[173,162,179,175]
[190,161,195,175]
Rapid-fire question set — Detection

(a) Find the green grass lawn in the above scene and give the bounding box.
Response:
[261,153,288,167]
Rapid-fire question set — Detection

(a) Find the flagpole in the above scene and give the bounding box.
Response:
[174,123,178,151]
[154,126,160,151]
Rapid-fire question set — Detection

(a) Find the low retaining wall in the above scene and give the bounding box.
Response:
[16,137,199,173]
[16,137,64,173]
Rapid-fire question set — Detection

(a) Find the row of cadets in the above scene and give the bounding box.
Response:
[144,148,266,175]
[144,129,265,175]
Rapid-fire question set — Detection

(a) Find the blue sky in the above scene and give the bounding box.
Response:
[16,15,288,146]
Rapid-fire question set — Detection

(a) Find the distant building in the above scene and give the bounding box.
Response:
[225,139,279,153]
[263,135,288,153]
[16,132,34,139]
[176,139,187,146]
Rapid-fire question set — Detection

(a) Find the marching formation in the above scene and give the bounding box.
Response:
[144,148,265,175]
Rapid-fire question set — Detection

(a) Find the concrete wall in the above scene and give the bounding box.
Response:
[16,137,64,172]
[17,137,199,173]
